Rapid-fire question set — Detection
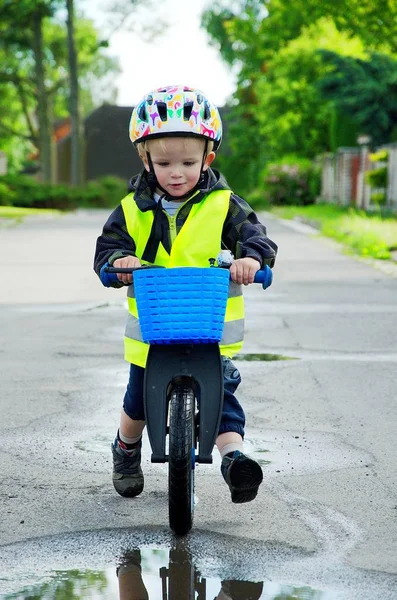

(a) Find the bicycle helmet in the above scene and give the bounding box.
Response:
[129,85,222,150]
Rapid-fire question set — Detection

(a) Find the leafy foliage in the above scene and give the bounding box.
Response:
[43,20,119,117]
[318,51,397,146]
[365,167,388,189]
[0,0,120,176]
[0,174,126,209]
[201,1,397,196]
[3,569,108,599]
[203,0,397,69]
[254,19,366,159]
[370,150,388,163]
[370,192,386,205]
[0,10,120,120]
[263,158,321,206]
[215,99,267,193]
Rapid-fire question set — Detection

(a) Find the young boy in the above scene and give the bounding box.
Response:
[94,85,277,504]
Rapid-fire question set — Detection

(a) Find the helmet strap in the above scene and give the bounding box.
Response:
[200,140,209,172]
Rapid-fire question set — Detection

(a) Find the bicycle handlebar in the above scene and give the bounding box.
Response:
[99,262,273,289]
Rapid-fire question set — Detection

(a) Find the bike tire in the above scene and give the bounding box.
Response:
[168,384,195,536]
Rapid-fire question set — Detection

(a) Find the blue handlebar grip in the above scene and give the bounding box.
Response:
[100,262,272,289]
[254,265,273,289]
[99,263,119,287]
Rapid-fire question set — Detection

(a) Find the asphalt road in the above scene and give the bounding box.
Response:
[0,209,396,597]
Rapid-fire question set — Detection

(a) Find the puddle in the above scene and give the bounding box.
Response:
[0,544,337,599]
[1,528,395,599]
[234,353,299,362]
[235,351,397,363]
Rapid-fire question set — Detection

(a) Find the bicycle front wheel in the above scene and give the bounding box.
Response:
[168,384,195,536]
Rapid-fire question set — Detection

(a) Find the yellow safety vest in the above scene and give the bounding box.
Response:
[121,189,245,367]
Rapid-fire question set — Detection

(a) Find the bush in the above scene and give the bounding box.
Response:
[0,181,16,206]
[0,174,79,210]
[84,176,128,208]
[369,150,388,163]
[0,174,128,210]
[245,189,270,210]
[262,158,321,206]
[365,167,388,188]
[371,192,386,205]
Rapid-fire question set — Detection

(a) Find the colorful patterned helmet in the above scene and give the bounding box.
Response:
[129,85,223,150]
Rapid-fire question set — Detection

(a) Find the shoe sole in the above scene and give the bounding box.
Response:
[113,474,144,498]
[114,484,144,498]
[228,456,263,504]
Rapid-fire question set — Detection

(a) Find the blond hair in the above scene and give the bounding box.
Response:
[137,137,214,160]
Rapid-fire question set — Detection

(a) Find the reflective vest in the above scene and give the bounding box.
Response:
[121,189,244,367]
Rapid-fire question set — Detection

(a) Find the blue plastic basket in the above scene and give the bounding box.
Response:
[133,267,230,344]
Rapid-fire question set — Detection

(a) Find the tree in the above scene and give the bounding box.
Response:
[66,0,81,185]
[318,51,397,146]
[260,0,397,54]
[0,5,120,177]
[0,0,59,181]
[0,65,35,172]
[203,0,397,69]
[201,15,367,189]
[64,0,155,186]
[0,0,164,180]
[254,19,366,159]
[201,1,396,190]
[202,0,266,89]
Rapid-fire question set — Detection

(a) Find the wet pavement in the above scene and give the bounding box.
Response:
[1,528,396,598]
[235,353,298,361]
[1,210,397,598]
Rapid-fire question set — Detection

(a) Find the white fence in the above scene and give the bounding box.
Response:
[386,144,397,208]
[319,143,397,211]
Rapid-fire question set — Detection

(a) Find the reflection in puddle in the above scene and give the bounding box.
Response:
[1,545,337,600]
[234,353,298,362]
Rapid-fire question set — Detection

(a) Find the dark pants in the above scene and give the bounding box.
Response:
[123,356,245,437]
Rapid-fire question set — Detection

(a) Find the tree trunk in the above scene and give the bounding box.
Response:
[32,9,53,182]
[66,0,81,185]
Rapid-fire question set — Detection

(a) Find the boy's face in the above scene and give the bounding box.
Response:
[142,137,215,199]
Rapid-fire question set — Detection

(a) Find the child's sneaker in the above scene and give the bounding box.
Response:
[111,439,144,497]
[221,450,263,503]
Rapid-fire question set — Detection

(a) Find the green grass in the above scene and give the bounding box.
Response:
[270,204,397,260]
[0,206,59,220]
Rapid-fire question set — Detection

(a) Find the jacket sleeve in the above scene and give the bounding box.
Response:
[93,204,137,280]
[221,194,278,268]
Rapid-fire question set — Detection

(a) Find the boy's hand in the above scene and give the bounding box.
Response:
[113,256,141,285]
[229,257,261,285]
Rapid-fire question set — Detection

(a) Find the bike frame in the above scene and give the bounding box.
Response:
[144,342,223,464]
